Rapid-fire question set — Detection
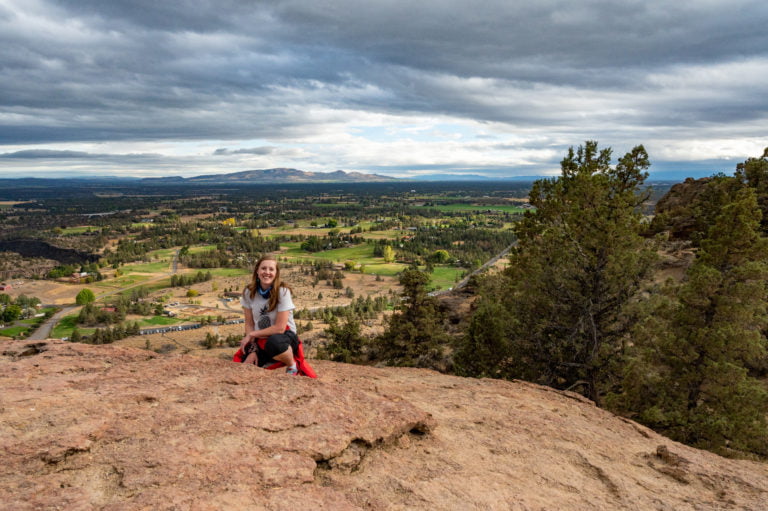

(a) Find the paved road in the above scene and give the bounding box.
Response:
[27,305,78,340]
[28,249,181,340]
[429,241,516,297]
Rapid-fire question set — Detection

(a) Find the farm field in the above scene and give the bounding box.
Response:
[1,181,523,343]
[416,203,527,214]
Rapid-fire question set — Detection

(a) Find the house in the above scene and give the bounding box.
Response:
[70,272,89,283]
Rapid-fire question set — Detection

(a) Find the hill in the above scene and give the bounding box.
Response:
[2,339,767,510]
[142,168,396,184]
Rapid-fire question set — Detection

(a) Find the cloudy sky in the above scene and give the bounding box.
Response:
[0,0,766,180]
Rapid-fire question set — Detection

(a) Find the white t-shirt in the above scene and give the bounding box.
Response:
[240,286,296,334]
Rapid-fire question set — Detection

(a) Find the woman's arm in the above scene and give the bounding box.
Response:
[244,307,255,332]
[241,307,256,349]
[246,310,289,339]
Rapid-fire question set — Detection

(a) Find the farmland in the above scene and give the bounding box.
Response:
[0,180,526,345]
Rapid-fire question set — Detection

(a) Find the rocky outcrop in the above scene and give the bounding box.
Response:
[2,339,767,510]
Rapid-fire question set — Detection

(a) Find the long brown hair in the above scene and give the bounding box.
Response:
[246,255,290,312]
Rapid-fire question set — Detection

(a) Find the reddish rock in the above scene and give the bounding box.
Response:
[1,340,767,510]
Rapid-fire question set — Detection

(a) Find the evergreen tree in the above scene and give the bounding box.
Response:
[70,328,82,343]
[375,267,447,368]
[615,187,768,457]
[457,141,657,402]
[317,316,367,363]
[735,147,768,232]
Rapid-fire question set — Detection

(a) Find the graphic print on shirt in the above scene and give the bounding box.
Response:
[257,304,271,329]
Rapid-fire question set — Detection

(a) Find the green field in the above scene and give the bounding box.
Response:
[138,316,184,327]
[360,263,406,277]
[122,261,170,273]
[428,266,465,291]
[147,248,177,259]
[417,203,526,214]
[188,245,217,254]
[94,274,153,289]
[59,226,95,235]
[0,326,28,337]
[115,278,172,296]
[50,313,190,338]
[51,315,79,338]
[207,268,250,277]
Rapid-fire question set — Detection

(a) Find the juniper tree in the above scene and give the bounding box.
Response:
[735,147,768,232]
[375,267,447,368]
[456,141,657,403]
[616,186,768,457]
[317,316,366,363]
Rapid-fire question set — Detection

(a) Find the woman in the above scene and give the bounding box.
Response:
[240,255,300,374]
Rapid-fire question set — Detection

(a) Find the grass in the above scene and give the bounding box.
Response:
[122,261,171,273]
[0,326,29,337]
[188,245,217,254]
[360,263,406,277]
[362,230,402,240]
[51,315,79,338]
[59,226,95,235]
[428,266,465,290]
[115,278,172,296]
[93,274,153,288]
[147,248,177,259]
[416,203,527,214]
[138,316,184,327]
[207,268,250,277]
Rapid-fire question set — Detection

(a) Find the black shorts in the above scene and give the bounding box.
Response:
[243,330,299,367]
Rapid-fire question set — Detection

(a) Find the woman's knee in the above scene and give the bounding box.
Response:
[265,334,292,356]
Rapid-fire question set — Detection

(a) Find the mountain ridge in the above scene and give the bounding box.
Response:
[142,168,396,184]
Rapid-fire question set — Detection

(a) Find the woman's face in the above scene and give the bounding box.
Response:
[257,259,278,288]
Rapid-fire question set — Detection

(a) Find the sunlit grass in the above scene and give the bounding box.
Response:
[0,326,28,337]
[428,266,465,290]
[416,203,527,214]
[122,261,170,273]
[207,268,250,277]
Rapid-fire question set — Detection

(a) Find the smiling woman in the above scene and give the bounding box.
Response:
[233,254,315,376]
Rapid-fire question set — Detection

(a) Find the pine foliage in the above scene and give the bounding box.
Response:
[615,186,768,457]
[456,141,657,402]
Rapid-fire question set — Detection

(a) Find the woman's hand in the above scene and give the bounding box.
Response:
[240,334,252,350]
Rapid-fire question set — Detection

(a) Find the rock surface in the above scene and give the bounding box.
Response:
[2,340,767,510]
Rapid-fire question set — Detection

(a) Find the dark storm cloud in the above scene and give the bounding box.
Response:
[214,147,275,156]
[0,148,163,162]
[0,0,766,165]
[0,149,94,159]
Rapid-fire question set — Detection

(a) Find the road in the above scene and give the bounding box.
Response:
[429,241,516,297]
[28,249,180,340]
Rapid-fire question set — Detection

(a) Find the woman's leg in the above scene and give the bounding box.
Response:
[264,332,299,372]
[273,347,295,366]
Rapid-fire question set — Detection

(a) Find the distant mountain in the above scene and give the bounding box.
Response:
[142,168,396,184]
